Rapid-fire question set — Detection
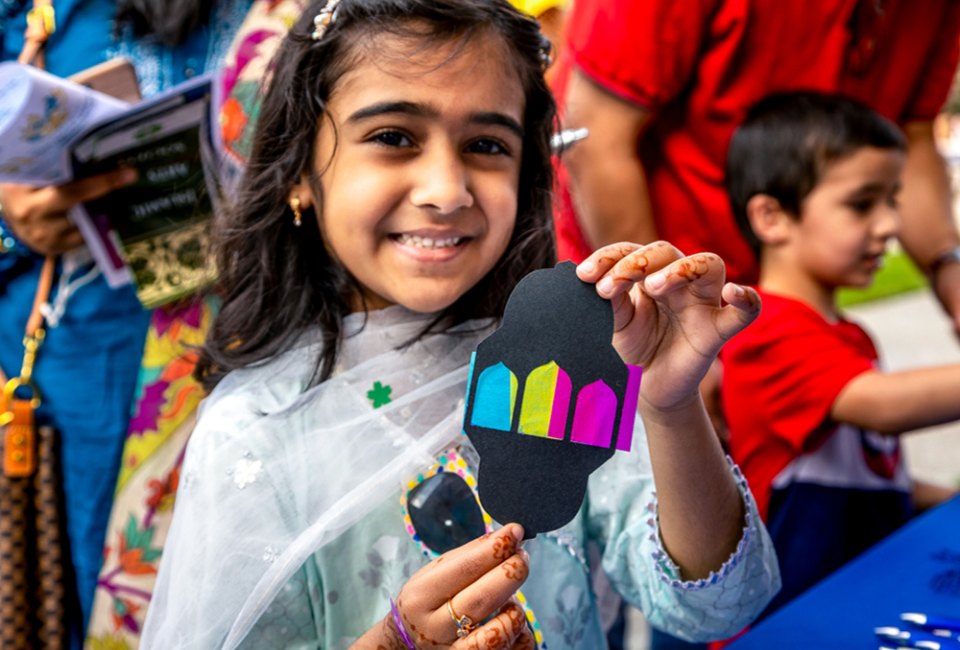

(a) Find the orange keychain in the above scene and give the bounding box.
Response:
[1,257,54,477]
[2,398,36,477]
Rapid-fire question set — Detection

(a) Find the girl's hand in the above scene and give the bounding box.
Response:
[378,523,534,650]
[577,241,760,412]
[0,169,137,256]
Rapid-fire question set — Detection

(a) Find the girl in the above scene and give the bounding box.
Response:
[142,0,780,648]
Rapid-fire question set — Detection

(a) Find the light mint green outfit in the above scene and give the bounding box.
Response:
[143,307,781,650]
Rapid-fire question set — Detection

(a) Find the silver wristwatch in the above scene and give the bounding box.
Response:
[931,246,960,274]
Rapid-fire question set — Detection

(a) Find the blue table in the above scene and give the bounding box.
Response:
[729,495,960,649]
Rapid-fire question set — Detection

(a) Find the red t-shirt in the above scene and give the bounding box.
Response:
[552,0,960,282]
[722,291,913,614]
[720,291,882,516]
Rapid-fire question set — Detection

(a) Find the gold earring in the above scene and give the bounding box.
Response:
[290,196,302,227]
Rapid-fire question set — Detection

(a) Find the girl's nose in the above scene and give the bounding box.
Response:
[409,146,474,214]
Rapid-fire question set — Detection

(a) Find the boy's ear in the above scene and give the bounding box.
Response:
[288,173,316,210]
[746,194,792,246]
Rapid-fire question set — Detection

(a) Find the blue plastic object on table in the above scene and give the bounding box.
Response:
[728,495,960,649]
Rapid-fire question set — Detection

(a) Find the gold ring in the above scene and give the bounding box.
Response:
[447,598,477,639]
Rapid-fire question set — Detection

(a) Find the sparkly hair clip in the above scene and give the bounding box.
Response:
[311,0,341,40]
[537,35,552,70]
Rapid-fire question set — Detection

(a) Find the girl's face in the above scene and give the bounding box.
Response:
[788,146,903,289]
[294,33,526,313]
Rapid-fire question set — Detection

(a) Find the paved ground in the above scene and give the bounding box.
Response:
[623,287,960,649]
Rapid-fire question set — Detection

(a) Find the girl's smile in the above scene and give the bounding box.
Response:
[391,229,470,261]
[291,33,526,313]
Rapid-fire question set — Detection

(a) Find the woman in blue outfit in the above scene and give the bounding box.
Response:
[0,0,250,645]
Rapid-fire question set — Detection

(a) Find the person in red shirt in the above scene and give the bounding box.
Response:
[722,92,959,619]
[553,0,960,335]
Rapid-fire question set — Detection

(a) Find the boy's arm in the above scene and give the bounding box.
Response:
[831,364,960,435]
[912,478,958,513]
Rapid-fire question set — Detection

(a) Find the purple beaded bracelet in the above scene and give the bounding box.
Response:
[389,598,417,650]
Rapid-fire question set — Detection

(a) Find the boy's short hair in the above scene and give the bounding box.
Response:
[726,92,907,259]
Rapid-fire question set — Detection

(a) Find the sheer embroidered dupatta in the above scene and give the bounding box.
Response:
[142,309,491,649]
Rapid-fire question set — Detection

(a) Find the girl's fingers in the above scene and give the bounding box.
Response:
[419,524,524,608]
[715,282,762,340]
[439,550,529,641]
[584,241,685,300]
[452,601,529,650]
[510,625,536,650]
[576,241,644,281]
[641,252,726,301]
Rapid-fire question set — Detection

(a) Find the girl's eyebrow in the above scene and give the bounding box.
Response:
[347,101,525,138]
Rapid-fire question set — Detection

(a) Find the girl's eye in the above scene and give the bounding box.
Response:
[371,130,414,148]
[466,138,510,156]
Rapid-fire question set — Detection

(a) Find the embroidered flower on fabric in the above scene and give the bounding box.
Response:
[357,535,418,600]
[367,381,393,409]
[263,545,280,564]
[232,457,263,489]
[547,584,590,646]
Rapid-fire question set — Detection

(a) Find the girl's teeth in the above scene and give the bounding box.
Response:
[398,234,461,249]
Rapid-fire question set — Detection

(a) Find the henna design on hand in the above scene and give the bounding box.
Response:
[513,630,536,650]
[501,556,528,581]
[380,614,408,650]
[505,604,525,636]
[617,249,651,278]
[406,618,444,648]
[674,254,715,282]
[481,626,506,649]
[491,532,515,562]
[596,242,646,269]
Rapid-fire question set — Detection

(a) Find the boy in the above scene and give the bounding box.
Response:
[721,92,958,617]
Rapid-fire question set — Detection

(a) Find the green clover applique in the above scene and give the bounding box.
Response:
[367,381,393,409]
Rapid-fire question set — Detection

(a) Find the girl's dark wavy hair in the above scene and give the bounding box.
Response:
[114,0,214,47]
[196,0,557,391]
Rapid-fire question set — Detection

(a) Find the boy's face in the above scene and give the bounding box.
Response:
[788,146,904,289]
[293,34,525,314]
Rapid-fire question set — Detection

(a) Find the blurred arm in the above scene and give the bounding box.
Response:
[0,169,136,256]
[897,121,960,334]
[562,68,657,248]
[912,478,957,513]
[832,364,960,435]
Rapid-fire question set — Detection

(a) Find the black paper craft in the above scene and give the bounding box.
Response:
[462,261,642,537]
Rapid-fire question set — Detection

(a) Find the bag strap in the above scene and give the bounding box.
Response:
[3,0,58,399]
[1,7,57,474]
[1,256,53,477]
[16,0,60,347]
